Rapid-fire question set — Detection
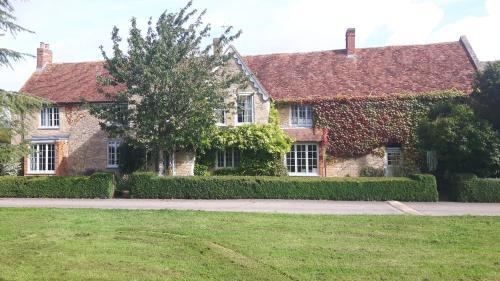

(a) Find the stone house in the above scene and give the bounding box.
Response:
[18,28,478,177]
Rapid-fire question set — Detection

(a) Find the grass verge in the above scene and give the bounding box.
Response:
[0,208,498,280]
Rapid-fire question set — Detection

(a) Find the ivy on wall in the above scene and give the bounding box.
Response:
[311,91,467,158]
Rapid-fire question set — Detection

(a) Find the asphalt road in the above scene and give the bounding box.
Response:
[1,198,500,216]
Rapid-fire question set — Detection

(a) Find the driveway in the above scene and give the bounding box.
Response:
[1,198,500,216]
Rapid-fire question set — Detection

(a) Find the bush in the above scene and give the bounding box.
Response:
[450,174,500,202]
[360,166,384,177]
[194,163,209,176]
[0,172,115,198]
[127,173,438,201]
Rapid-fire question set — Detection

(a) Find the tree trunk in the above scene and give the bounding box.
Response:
[158,149,165,176]
[167,150,175,176]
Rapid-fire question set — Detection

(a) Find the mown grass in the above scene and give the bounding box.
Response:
[0,208,499,280]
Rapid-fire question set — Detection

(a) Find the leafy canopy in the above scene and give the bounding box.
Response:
[472,61,500,129]
[417,101,500,177]
[90,1,242,159]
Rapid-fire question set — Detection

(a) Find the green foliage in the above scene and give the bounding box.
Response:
[0,91,46,174]
[417,101,500,177]
[450,174,500,202]
[202,103,292,176]
[127,172,438,201]
[472,61,500,129]
[359,166,384,177]
[312,91,465,157]
[89,1,242,173]
[194,163,209,176]
[118,142,146,174]
[0,172,115,198]
[209,104,293,155]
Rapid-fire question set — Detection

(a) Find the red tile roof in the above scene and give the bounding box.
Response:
[21,40,477,103]
[20,61,115,103]
[243,41,476,102]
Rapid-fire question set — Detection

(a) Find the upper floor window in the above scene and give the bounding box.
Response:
[216,148,240,169]
[237,94,254,124]
[28,143,55,173]
[291,105,312,127]
[107,140,121,168]
[40,107,59,128]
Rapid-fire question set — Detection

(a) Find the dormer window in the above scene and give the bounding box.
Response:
[40,107,59,128]
[291,105,312,127]
[237,93,254,124]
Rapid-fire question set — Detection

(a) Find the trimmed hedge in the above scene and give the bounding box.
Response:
[0,172,115,198]
[451,174,500,202]
[127,173,438,201]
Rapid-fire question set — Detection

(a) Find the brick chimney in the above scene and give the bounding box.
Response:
[213,37,222,56]
[345,28,355,57]
[36,42,52,70]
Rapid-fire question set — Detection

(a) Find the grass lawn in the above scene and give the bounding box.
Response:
[0,209,499,281]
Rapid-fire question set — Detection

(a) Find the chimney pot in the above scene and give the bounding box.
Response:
[345,28,356,57]
[36,42,52,70]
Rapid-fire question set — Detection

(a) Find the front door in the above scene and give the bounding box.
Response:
[384,146,402,176]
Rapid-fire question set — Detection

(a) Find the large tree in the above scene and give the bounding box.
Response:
[472,61,500,130]
[1,0,45,175]
[417,101,500,177]
[91,1,242,175]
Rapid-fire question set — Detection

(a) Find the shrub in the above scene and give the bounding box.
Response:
[450,174,500,202]
[0,172,115,198]
[194,163,209,176]
[360,166,384,177]
[127,172,438,201]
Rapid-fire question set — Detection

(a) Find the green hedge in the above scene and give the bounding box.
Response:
[0,172,115,198]
[127,173,438,201]
[451,174,500,202]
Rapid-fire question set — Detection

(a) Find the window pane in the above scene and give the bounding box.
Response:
[291,105,312,127]
[237,95,253,123]
[217,150,225,168]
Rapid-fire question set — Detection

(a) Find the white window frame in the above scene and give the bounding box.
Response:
[27,142,56,174]
[215,148,240,169]
[290,105,313,128]
[39,107,60,129]
[107,140,121,168]
[236,92,254,125]
[285,143,319,176]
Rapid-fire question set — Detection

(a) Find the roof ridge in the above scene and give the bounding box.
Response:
[243,40,460,58]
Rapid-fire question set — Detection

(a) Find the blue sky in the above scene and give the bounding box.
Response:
[1,0,499,91]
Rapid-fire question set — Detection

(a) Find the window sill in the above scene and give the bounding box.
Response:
[38,127,60,130]
[107,165,119,169]
[27,171,56,175]
[288,173,319,177]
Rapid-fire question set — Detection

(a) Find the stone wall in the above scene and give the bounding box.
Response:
[325,153,384,177]
[224,58,270,126]
[175,151,195,176]
[277,104,291,128]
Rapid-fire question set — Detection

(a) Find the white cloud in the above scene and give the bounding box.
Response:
[430,0,500,61]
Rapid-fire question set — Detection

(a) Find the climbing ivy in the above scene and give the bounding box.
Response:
[311,91,467,158]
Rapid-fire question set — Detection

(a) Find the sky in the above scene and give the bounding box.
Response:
[1,0,499,91]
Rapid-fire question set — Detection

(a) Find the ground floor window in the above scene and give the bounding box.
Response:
[107,140,121,168]
[286,143,318,176]
[216,148,240,169]
[28,143,55,173]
